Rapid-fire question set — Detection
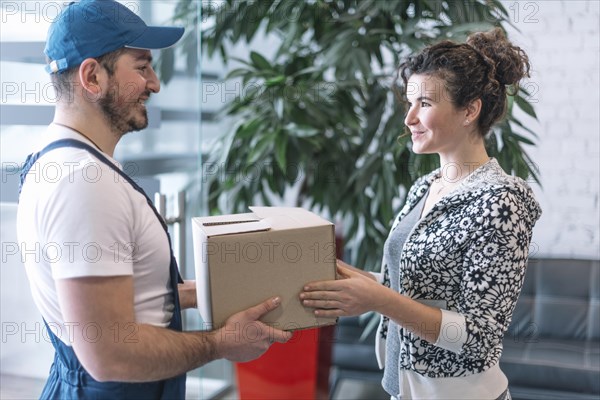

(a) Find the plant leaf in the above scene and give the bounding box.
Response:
[275,130,288,171]
[250,51,272,71]
[515,95,538,118]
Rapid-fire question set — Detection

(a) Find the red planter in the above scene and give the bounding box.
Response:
[235,325,335,399]
[235,230,342,399]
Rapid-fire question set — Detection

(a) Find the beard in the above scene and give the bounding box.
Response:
[99,79,150,136]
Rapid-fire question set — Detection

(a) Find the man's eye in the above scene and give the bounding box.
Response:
[421,101,431,107]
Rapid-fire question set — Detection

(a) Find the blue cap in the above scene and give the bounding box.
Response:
[44,0,184,74]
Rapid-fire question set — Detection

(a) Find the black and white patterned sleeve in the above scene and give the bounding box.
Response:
[457,188,535,360]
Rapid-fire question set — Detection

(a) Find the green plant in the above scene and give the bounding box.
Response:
[160,0,539,272]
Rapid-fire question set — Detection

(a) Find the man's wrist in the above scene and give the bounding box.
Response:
[204,330,220,361]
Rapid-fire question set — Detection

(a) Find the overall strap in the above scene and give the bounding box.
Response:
[20,139,169,232]
[24,138,186,398]
[18,139,84,196]
[19,138,184,290]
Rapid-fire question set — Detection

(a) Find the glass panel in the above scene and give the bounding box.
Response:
[0,1,53,41]
[0,202,55,378]
[0,1,231,397]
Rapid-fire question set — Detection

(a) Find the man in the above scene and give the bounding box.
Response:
[17,1,290,398]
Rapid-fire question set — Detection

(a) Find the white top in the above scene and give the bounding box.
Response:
[372,272,508,399]
[17,124,173,344]
[397,363,507,399]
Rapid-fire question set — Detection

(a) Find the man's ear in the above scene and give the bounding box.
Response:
[78,58,105,98]
[464,98,482,126]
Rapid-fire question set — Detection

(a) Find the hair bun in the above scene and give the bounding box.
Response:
[467,27,530,87]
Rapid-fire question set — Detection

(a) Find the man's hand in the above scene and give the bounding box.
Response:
[212,297,292,363]
[178,280,197,310]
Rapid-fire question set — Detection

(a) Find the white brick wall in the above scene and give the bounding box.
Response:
[502,0,600,259]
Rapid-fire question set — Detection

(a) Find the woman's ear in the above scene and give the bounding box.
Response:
[78,58,105,99]
[464,98,482,126]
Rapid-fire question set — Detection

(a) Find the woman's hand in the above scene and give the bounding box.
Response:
[299,260,383,317]
[336,259,378,281]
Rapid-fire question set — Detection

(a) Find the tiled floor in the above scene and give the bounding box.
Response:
[1,375,45,400]
[215,379,389,400]
[1,374,389,400]
[329,380,389,400]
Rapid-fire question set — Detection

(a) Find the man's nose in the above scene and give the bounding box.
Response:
[147,65,160,93]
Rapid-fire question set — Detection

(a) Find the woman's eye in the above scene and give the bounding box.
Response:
[421,101,431,107]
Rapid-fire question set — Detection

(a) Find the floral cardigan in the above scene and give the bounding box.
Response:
[375,158,541,378]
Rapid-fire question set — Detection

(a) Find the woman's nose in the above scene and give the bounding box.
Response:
[404,106,418,127]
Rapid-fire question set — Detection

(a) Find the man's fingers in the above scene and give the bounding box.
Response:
[229,297,291,343]
[243,296,281,321]
[271,328,292,343]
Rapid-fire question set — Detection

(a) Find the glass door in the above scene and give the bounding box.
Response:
[0,1,231,398]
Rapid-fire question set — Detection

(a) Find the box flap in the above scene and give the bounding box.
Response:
[249,206,332,228]
[199,213,259,226]
[192,214,271,237]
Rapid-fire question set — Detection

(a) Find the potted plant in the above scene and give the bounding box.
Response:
[159,1,539,398]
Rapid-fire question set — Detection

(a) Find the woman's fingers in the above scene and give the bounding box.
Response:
[301,289,333,298]
[301,296,345,316]
[313,308,342,318]
[302,298,341,309]
[336,264,351,279]
[303,279,341,292]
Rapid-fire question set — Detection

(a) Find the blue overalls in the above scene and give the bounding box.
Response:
[19,139,186,399]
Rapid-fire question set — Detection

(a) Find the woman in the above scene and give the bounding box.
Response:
[300,28,541,399]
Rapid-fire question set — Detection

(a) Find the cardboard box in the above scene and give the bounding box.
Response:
[191,206,337,331]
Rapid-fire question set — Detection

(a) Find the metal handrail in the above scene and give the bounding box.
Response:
[154,191,186,275]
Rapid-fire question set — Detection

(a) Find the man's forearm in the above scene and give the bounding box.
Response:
[76,322,219,382]
[58,277,288,382]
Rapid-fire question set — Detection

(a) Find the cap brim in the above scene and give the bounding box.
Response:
[127,26,185,50]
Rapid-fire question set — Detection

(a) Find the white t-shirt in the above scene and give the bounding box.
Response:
[17,124,174,344]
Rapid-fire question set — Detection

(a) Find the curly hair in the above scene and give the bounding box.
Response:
[399,28,530,136]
